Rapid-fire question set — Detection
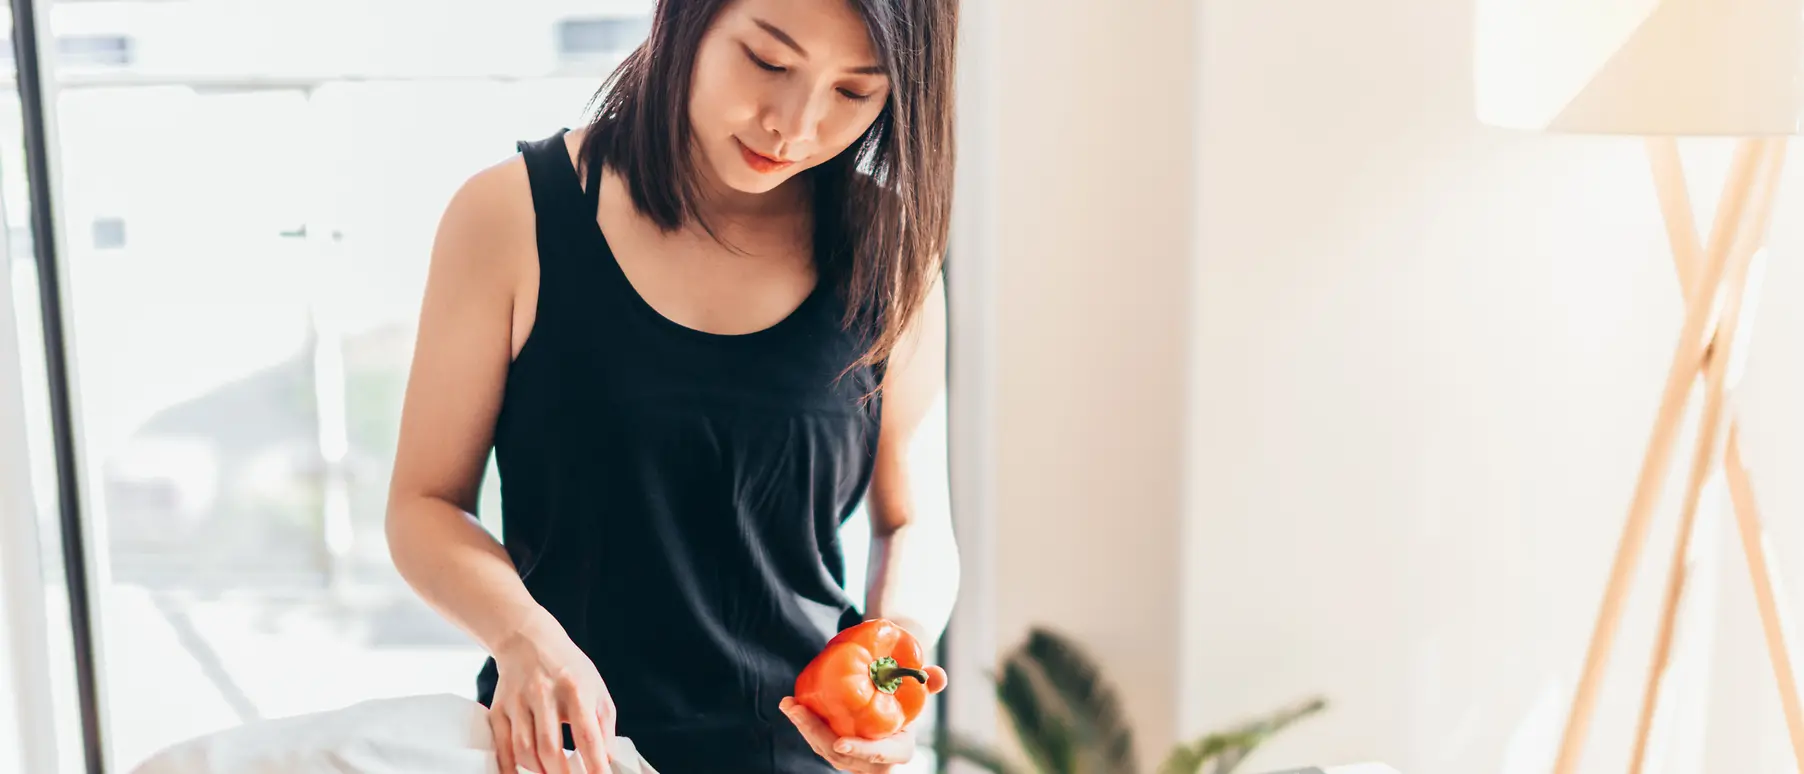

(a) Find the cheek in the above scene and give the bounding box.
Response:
[817,103,886,154]
[689,52,762,132]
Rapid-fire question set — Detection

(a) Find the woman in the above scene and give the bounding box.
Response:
[383,0,960,772]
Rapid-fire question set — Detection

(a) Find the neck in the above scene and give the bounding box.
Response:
[689,181,812,252]
[700,175,808,222]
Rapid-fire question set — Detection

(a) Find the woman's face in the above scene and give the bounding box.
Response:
[688,0,891,196]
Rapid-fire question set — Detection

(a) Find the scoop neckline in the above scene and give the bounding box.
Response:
[593,225,832,345]
[567,132,831,346]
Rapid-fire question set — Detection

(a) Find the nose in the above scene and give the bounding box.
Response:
[761,84,830,158]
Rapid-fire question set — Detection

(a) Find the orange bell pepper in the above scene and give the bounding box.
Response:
[793,618,948,739]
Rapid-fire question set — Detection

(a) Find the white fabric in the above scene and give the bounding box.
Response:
[129,693,657,774]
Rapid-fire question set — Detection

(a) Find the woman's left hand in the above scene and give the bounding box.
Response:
[780,696,920,773]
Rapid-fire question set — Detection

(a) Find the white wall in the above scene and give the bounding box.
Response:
[978,0,1198,767]
[1184,1,1804,773]
[962,0,1804,771]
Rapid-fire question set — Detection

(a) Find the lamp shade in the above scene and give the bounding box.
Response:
[1475,0,1804,135]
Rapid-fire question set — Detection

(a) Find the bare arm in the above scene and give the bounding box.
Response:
[385,157,557,656]
[782,273,956,770]
[387,157,616,774]
[861,272,959,650]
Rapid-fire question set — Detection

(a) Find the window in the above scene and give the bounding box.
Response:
[56,35,132,68]
[0,35,137,71]
[34,5,656,768]
[555,17,651,64]
[90,217,124,250]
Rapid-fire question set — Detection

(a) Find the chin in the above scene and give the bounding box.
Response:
[722,171,790,195]
[730,164,801,194]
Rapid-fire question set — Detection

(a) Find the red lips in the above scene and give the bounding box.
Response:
[736,137,794,174]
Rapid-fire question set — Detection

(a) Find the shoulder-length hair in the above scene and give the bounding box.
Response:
[578,0,956,376]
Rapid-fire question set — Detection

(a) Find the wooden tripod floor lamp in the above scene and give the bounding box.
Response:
[1475,1,1804,772]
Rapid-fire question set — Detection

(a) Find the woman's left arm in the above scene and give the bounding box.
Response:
[781,275,956,772]
[860,272,959,650]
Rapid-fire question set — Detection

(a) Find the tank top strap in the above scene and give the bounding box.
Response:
[516,128,595,231]
[584,136,605,206]
[514,128,608,344]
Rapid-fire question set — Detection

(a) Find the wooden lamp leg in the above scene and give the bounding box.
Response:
[1724,426,1804,771]
[1645,138,1704,292]
[1627,138,1788,774]
[1551,138,1771,774]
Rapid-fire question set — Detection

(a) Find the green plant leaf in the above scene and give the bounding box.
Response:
[997,653,1078,774]
[1156,745,1204,774]
[1157,696,1329,774]
[1217,695,1328,773]
[931,732,1033,774]
[1211,744,1251,774]
[1021,627,1139,774]
[1154,731,1238,774]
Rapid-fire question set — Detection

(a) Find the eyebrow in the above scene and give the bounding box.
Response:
[752,18,888,76]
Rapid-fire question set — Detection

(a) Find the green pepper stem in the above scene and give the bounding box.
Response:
[870,657,930,694]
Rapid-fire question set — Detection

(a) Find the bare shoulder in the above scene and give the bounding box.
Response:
[437,153,534,257]
[429,151,538,296]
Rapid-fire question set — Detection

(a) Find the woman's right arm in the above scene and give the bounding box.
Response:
[387,159,539,670]
[385,158,614,774]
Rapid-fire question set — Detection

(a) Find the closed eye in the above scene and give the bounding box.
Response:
[839,88,874,102]
[743,46,785,73]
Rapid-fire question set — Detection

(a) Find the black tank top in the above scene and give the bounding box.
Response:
[474,129,883,774]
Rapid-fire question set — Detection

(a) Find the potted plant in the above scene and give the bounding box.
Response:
[938,626,1327,774]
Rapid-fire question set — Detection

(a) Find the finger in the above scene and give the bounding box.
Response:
[834,731,914,767]
[834,751,889,774]
[567,702,612,774]
[490,709,520,773]
[924,665,948,693]
[837,739,909,774]
[532,692,571,774]
[780,704,832,755]
[596,686,620,761]
[780,699,855,768]
[510,703,544,773]
[780,697,837,742]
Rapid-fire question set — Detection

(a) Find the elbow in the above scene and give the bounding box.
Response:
[384,496,408,572]
[384,489,424,575]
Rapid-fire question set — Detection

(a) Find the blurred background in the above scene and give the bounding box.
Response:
[8,1,1804,773]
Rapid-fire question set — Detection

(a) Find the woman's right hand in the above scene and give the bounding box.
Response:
[488,613,617,774]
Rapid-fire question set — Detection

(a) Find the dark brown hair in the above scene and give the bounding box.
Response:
[578,0,956,375]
